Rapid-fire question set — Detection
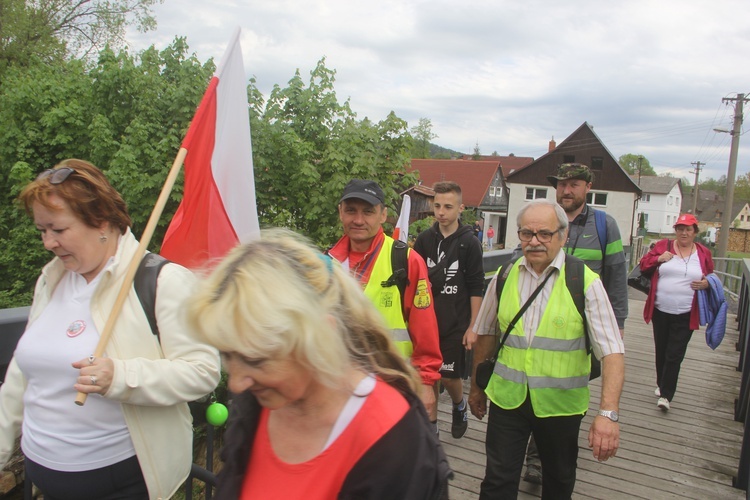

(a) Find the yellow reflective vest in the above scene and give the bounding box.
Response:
[485,262,596,417]
[363,236,413,358]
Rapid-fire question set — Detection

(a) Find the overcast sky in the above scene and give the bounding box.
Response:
[127,0,750,184]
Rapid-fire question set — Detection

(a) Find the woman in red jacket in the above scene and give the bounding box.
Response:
[639,214,712,411]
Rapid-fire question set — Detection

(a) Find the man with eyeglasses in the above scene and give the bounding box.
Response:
[468,199,625,499]
[518,162,628,485]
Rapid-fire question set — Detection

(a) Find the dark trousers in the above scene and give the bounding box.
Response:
[480,396,584,500]
[652,308,693,402]
[25,455,148,500]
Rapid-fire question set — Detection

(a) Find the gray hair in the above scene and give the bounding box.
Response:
[517,199,568,239]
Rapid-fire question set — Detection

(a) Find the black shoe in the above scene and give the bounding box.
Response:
[523,465,543,485]
[451,399,468,438]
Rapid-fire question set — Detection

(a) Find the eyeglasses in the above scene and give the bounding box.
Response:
[36,167,75,185]
[517,229,558,243]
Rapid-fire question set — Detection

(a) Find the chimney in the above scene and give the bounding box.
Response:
[548,136,556,152]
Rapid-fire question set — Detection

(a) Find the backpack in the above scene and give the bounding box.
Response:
[593,208,607,279]
[133,253,212,418]
[381,239,410,314]
[133,252,170,340]
[495,253,600,380]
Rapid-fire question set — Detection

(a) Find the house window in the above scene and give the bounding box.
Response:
[642,194,651,202]
[586,192,608,206]
[563,155,575,163]
[591,157,604,170]
[526,187,547,200]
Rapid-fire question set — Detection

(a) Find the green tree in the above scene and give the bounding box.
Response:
[410,117,437,158]
[472,141,481,160]
[251,57,416,246]
[618,154,656,176]
[0,38,213,307]
[0,0,161,71]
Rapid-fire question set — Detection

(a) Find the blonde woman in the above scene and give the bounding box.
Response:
[188,229,452,499]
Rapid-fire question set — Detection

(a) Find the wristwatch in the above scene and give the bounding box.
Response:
[598,409,619,422]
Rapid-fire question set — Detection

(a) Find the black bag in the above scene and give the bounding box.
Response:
[627,264,651,294]
[476,359,494,390]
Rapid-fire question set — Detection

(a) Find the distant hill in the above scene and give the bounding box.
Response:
[429,143,465,159]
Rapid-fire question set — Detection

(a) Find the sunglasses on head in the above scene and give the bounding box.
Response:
[36,167,76,185]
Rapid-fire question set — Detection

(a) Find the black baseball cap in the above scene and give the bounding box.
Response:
[339,179,385,206]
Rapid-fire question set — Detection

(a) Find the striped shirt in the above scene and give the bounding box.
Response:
[473,249,624,359]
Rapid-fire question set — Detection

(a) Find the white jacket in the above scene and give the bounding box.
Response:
[0,229,221,499]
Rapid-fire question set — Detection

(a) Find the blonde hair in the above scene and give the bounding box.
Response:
[187,228,420,394]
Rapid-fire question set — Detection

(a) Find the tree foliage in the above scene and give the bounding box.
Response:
[618,153,656,176]
[0,0,161,71]
[410,117,436,158]
[0,49,416,307]
[251,57,417,246]
[0,38,213,307]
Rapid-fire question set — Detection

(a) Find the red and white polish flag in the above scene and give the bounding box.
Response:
[161,27,260,269]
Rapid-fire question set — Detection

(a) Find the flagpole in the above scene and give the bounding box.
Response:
[76,147,188,406]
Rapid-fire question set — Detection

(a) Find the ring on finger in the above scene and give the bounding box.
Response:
[90,375,97,385]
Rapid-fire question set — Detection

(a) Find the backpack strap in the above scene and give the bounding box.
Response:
[564,253,588,352]
[381,239,410,309]
[134,253,170,341]
[593,208,608,279]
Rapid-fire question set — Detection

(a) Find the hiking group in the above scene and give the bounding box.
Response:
[1,159,634,500]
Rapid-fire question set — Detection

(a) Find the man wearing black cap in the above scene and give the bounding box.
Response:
[328,179,443,426]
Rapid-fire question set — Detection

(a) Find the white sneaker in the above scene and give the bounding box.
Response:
[657,397,670,411]
[655,387,661,397]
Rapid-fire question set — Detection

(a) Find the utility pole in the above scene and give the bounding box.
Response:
[690,161,704,214]
[716,93,748,258]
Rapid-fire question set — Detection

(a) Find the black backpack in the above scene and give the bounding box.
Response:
[380,239,410,308]
[133,253,170,340]
[495,254,600,380]
[133,253,212,418]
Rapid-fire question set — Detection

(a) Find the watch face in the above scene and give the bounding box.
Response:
[600,410,619,422]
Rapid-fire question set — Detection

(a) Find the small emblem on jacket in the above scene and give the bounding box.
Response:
[413,279,432,309]
[66,320,86,338]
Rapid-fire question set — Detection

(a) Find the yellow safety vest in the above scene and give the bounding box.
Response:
[363,236,413,358]
[485,262,595,417]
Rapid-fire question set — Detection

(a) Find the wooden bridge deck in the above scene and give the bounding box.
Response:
[437,296,745,499]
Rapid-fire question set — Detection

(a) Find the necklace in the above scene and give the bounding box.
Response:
[675,243,694,277]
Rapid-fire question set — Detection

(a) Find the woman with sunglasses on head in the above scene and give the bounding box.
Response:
[0,159,221,499]
[639,213,713,412]
[187,229,452,500]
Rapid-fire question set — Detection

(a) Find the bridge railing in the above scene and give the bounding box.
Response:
[732,258,750,491]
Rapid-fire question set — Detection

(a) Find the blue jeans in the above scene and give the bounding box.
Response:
[480,396,583,500]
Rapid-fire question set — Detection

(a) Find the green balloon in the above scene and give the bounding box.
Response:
[205,402,228,426]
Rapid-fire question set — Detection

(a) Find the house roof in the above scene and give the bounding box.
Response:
[630,175,682,195]
[407,159,502,207]
[506,122,641,194]
[459,154,534,177]
[693,199,748,224]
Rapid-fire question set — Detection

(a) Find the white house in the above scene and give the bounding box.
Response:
[632,176,682,234]
[504,122,642,250]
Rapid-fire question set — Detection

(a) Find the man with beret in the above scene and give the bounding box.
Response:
[328,179,443,428]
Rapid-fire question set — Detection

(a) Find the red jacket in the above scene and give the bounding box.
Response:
[640,238,714,330]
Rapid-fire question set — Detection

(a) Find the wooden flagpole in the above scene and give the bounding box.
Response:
[76,147,188,406]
